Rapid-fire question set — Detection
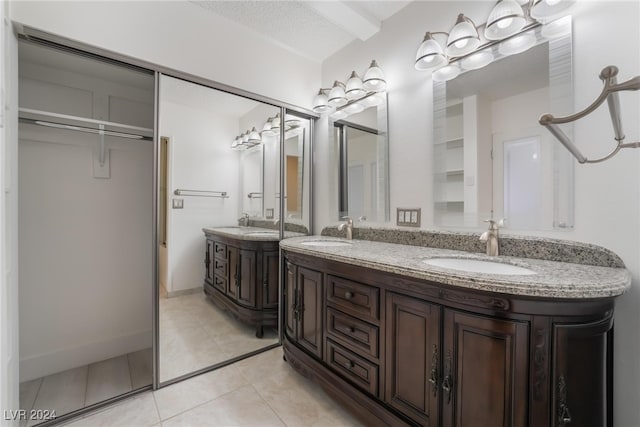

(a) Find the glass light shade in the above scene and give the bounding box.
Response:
[328,81,347,107]
[530,0,574,21]
[415,33,447,70]
[312,90,331,113]
[461,50,495,70]
[363,60,387,91]
[432,63,461,82]
[270,113,281,129]
[345,71,366,99]
[541,15,571,39]
[484,0,526,40]
[248,127,261,143]
[261,119,275,136]
[285,114,302,129]
[498,31,536,56]
[241,132,249,144]
[446,14,480,57]
[231,137,239,148]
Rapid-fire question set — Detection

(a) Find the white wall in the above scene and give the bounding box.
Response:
[318,2,640,425]
[159,82,241,295]
[9,0,320,108]
[1,0,20,420]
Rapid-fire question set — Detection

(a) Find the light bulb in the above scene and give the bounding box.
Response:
[454,38,468,49]
[497,17,513,29]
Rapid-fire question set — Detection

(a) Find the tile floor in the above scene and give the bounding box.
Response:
[159,291,278,382]
[19,349,152,427]
[62,346,362,427]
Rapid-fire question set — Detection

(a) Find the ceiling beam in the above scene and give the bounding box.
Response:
[306,1,381,41]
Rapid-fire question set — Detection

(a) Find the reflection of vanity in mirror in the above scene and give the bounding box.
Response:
[433,19,574,230]
[332,93,390,223]
[158,76,311,384]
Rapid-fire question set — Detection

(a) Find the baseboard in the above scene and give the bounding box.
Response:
[20,329,152,382]
[166,287,202,298]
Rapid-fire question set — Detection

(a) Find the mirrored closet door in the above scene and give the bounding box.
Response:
[158,76,315,384]
[17,40,155,424]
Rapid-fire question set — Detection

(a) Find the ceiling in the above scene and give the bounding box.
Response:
[189,0,412,62]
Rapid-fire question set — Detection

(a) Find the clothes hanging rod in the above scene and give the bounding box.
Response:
[174,189,228,198]
[19,108,154,140]
[539,66,640,164]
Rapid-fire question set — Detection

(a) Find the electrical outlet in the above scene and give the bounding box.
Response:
[172,198,184,209]
[266,208,274,219]
[397,208,421,227]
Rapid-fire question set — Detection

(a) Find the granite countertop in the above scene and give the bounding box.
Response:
[280,236,631,299]
[203,226,305,241]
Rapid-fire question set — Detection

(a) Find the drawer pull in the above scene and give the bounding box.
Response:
[348,326,356,333]
[215,246,224,253]
[344,291,353,300]
[344,360,354,369]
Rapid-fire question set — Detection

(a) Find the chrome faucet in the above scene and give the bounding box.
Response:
[238,213,250,227]
[479,218,504,256]
[338,216,354,240]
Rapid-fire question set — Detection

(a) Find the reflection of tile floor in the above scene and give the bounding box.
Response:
[159,291,278,382]
[64,347,362,427]
[19,348,152,426]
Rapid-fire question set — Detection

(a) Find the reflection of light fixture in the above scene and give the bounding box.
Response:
[498,31,536,56]
[363,60,387,91]
[433,63,461,82]
[345,71,366,99]
[461,51,494,70]
[261,117,275,136]
[415,32,448,70]
[285,114,301,129]
[530,0,574,21]
[485,0,526,40]
[446,14,480,57]
[311,60,387,115]
[248,127,261,143]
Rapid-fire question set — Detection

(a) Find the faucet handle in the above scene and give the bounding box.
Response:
[484,218,506,229]
[340,216,353,224]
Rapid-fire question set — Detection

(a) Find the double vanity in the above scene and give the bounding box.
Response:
[279,231,629,427]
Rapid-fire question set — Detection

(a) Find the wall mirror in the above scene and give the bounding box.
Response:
[158,75,291,384]
[433,18,574,230]
[332,93,390,223]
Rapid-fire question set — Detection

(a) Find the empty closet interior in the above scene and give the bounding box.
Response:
[17,39,155,423]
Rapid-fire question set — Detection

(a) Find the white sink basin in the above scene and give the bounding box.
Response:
[423,258,536,275]
[300,240,353,247]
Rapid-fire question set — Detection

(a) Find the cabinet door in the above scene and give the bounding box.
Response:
[297,266,323,359]
[227,246,239,298]
[237,249,256,307]
[284,261,297,339]
[204,239,214,285]
[442,309,529,427]
[551,316,612,427]
[262,251,280,309]
[385,293,441,427]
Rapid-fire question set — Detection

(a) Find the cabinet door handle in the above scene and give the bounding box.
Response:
[442,350,453,404]
[344,290,353,300]
[344,360,354,369]
[347,326,356,334]
[216,246,224,253]
[557,375,572,425]
[428,344,439,396]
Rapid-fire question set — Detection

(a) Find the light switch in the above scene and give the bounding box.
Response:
[172,199,184,209]
[411,211,418,223]
[266,208,274,219]
[397,208,421,227]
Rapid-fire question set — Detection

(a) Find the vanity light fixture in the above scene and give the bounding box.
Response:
[248,127,261,143]
[415,0,574,78]
[232,112,307,150]
[312,60,386,115]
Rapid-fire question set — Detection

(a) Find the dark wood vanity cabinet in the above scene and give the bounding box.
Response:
[282,250,617,427]
[203,232,279,337]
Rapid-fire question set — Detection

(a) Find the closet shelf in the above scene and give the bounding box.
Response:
[18,108,154,140]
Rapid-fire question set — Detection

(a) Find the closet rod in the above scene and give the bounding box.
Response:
[174,189,229,198]
[539,66,640,164]
[19,108,154,140]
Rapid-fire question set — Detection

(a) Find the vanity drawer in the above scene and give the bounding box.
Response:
[325,339,379,397]
[214,241,227,259]
[213,274,226,292]
[327,307,379,360]
[327,275,380,323]
[213,259,227,277]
